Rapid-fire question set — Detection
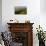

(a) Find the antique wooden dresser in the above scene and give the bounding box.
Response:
[7,23,34,46]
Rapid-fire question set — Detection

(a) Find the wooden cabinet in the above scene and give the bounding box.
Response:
[7,23,34,46]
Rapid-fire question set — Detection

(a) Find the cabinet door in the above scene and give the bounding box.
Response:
[11,31,33,46]
[11,32,28,46]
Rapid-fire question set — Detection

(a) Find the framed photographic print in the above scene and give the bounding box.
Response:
[14,6,27,15]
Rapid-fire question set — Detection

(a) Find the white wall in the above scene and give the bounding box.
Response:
[0,0,2,32]
[40,0,46,31]
[40,0,46,13]
[2,0,40,31]
[2,0,46,46]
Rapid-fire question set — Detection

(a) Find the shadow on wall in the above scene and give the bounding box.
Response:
[0,0,2,32]
[40,0,46,13]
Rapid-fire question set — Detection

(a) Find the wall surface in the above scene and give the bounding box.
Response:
[40,0,46,32]
[2,0,40,31]
[2,0,46,46]
[0,0,2,32]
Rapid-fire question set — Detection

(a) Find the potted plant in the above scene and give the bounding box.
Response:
[36,25,45,46]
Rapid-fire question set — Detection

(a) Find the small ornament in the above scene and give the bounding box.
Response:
[10,20,13,21]
[25,20,30,23]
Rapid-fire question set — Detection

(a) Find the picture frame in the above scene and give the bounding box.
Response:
[14,6,27,15]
